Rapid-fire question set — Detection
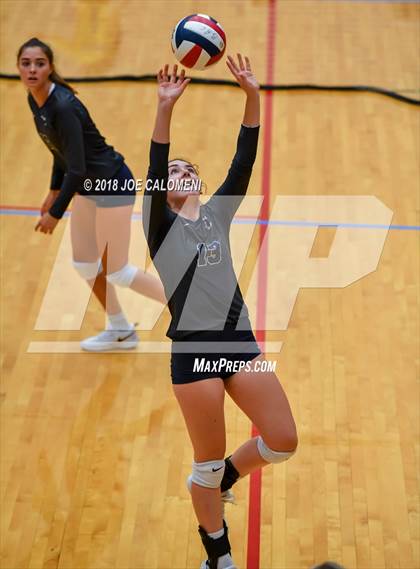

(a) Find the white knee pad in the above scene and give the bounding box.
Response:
[106,264,137,288]
[191,459,225,489]
[257,436,296,464]
[73,259,102,280]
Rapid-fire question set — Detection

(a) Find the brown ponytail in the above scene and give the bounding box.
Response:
[48,69,77,94]
[17,37,77,94]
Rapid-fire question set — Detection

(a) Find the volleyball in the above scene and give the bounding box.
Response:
[171,14,226,70]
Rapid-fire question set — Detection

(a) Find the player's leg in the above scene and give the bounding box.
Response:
[173,377,235,568]
[222,354,297,490]
[71,195,138,351]
[70,195,123,317]
[95,201,166,304]
[173,377,226,531]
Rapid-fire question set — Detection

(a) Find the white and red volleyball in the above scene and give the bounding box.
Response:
[171,14,226,70]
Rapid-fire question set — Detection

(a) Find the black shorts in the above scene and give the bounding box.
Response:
[82,163,136,208]
[170,328,261,384]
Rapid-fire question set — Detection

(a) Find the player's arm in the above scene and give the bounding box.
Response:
[48,103,86,219]
[40,158,64,215]
[36,104,86,233]
[221,53,260,193]
[143,65,190,250]
[219,54,260,196]
[152,64,190,142]
[228,54,260,129]
[209,55,260,220]
[50,157,65,190]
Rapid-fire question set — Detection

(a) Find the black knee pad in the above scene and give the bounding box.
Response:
[221,456,240,492]
[198,520,231,569]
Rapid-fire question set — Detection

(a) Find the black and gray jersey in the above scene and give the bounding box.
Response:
[143,125,259,340]
[28,83,124,218]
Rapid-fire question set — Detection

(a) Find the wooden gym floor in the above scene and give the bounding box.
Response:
[0,1,418,568]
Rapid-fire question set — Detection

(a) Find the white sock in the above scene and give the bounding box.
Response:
[208,528,224,539]
[107,312,131,331]
[207,528,233,569]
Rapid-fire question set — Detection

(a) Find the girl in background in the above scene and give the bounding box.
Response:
[17,37,166,350]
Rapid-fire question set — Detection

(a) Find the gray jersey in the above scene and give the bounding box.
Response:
[143,125,259,340]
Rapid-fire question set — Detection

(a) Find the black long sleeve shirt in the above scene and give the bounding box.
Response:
[143,125,259,340]
[28,84,124,218]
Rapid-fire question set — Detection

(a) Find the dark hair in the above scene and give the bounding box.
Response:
[17,37,76,94]
[312,561,344,569]
[168,158,200,176]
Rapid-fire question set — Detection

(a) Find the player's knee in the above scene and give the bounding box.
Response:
[106,264,137,288]
[73,259,102,280]
[191,459,225,489]
[257,435,297,464]
[258,395,299,454]
[280,421,298,452]
[261,416,298,454]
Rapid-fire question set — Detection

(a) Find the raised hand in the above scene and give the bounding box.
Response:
[226,54,259,94]
[157,64,190,105]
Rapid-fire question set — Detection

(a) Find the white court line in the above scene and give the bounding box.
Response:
[27,341,283,354]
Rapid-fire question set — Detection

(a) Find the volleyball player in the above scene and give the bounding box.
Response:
[143,56,298,569]
[17,37,166,351]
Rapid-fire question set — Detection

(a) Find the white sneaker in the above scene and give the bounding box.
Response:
[80,325,138,352]
[199,560,237,569]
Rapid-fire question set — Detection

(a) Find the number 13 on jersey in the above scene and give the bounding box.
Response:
[197,241,222,267]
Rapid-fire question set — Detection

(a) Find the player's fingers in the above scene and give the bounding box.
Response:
[227,55,239,72]
[226,59,240,80]
[163,64,169,80]
[171,64,178,82]
[245,56,251,71]
[180,78,191,91]
[177,68,185,83]
[237,53,245,70]
[226,58,236,72]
